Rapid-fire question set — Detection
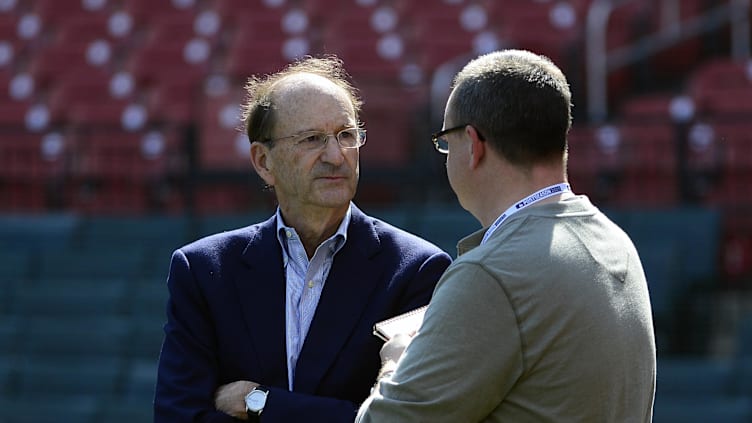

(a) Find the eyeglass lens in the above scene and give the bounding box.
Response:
[295,128,364,150]
[434,137,449,153]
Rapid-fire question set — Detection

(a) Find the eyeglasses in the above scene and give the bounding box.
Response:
[271,127,366,151]
[431,125,467,154]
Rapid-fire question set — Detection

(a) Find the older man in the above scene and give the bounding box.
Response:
[357,50,656,422]
[154,56,451,422]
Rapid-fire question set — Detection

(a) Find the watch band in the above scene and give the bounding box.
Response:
[247,411,261,423]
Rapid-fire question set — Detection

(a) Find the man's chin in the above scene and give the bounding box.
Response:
[313,190,355,209]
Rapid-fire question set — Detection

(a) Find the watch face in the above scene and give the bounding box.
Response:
[246,390,267,412]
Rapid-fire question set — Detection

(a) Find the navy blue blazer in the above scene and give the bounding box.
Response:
[155,205,451,422]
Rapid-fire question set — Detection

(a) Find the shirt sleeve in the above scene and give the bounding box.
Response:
[356,261,524,423]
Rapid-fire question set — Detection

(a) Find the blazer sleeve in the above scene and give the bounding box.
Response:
[261,388,357,422]
[155,249,236,423]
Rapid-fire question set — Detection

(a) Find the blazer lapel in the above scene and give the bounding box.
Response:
[293,207,382,393]
[234,217,289,386]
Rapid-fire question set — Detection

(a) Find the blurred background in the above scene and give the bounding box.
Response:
[1,0,751,421]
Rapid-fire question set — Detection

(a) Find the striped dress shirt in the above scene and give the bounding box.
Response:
[275,206,351,390]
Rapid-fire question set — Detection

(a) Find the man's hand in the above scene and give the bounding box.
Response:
[214,380,259,420]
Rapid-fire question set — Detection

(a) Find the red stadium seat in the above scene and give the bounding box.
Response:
[48,12,137,63]
[619,93,681,122]
[572,122,679,207]
[230,13,295,44]
[647,0,706,77]
[0,70,12,101]
[125,38,211,86]
[33,0,111,26]
[705,171,752,208]
[566,124,623,203]
[687,59,752,118]
[198,91,253,171]
[54,15,113,44]
[0,97,32,127]
[686,122,722,174]
[192,182,262,215]
[408,7,483,45]
[695,87,752,118]
[619,121,678,173]
[68,128,186,214]
[228,9,319,79]
[0,132,68,210]
[0,69,36,130]
[689,59,752,120]
[610,171,680,207]
[73,129,183,179]
[566,125,597,163]
[587,124,626,173]
[224,37,298,80]
[2,11,47,56]
[302,0,346,11]
[602,1,651,49]
[71,101,144,128]
[324,37,408,84]
[147,13,197,38]
[406,5,485,71]
[497,4,582,69]
[28,40,116,88]
[683,121,752,206]
[612,122,679,209]
[416,37,475,73]
[400,0,469,21]
[0,70,35,104]
[320,8,387,48]
[0,15,23,54]
[68,179,152,214]
[358,105,413,168]
[689,58,752,94]
[46,71,133,126]
[710,122,752,171]
[225,9,314,73]
[0,131,69,180]
[146,78,202,124]
[0,181,49,211]
[122,0,198,24]
[357,82,423,169]
[212,0,289,22]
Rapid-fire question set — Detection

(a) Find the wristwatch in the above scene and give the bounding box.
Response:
[245,386,269,421]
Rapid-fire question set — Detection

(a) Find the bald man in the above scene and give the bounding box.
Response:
[154,56,451,422]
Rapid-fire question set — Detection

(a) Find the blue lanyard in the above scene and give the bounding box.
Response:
[480,183,571,245]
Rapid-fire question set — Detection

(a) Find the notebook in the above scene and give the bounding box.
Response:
[372,305,428,341]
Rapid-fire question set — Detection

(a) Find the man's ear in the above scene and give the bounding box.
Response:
[466,125,486,169]
[250,142,275,186]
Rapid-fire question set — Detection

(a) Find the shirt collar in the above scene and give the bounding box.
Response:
[275,203,352,257]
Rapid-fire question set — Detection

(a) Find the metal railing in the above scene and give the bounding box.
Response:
[585,0,751,123]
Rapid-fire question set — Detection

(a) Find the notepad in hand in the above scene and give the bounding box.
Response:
[373,305,428,341]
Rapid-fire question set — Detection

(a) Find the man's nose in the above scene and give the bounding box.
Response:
[320,134,346,164]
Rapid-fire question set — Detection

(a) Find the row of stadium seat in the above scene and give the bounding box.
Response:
[1,0,750,215]
[0,0,728,112]
[2,113,750,213]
